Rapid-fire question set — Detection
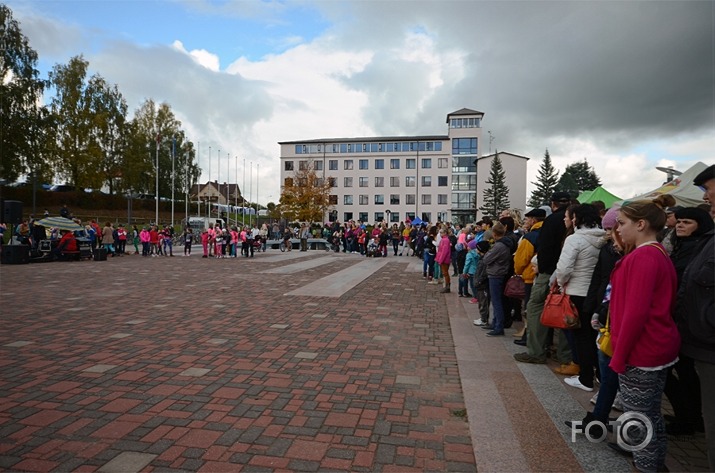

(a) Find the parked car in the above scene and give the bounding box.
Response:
[49,185,76,192]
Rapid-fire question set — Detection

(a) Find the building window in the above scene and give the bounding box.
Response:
[299,160,308,170]
[359,195,369,205]
[421,158,432,169]
[390,177,400,187]
[359,159,369,170]
[314,161,323,171]
[422,176,432,187]
[406,212,416,221]
[344,212,353,221]
[438,157,449,168]
[421,212,431,223]
[329,177,337,187]
[344,160,353,170]
[452,137,478,155]
[438,176,448,186]
[315,178,323,187]
[390,212,400,223]
[374,212,384,222]
[390,194,400,205]
[452,156,477,173]
[359,212,368,222]
[375,177,384,187]
[451,174,477,191]
[406,194,416,205]
[375,159,384,169]
[295,145,303,154]
[390,159,400,169]
[285,161,294,171]
[406,159,416,169]
[438,194,448,205]
[329,160,338,170]
[284,177,293,187]
[359,177,369,187]
[297,178,307,187]
[422,194,432,205]
[406,176,416,187]
[329,195,338,205]
[344,177,353,187]
[344,195,353,205]
[374,194,384,205]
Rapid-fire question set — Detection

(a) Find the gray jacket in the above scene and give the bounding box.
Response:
[483,237,515,278]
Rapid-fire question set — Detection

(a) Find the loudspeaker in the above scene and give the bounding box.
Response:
[93,247,107,261]
[3,200,23,225]
[1,244,30,264]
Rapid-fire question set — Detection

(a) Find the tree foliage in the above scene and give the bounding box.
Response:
[554,171,580,198]
[479,152,510,219]
[528,149,560,207]
[0,5,48,182]
[279,164,333,223]
[564,159,601,191]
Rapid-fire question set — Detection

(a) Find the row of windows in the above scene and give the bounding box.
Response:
[338,211,448,224]
[449,118,481,129]
[336,194,450,206]
[285,157,452,171]
[295,141,444,155]
[452,138,478,155]
[285,176,451,188]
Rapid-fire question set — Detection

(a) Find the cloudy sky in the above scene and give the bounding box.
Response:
[8,0,714,206]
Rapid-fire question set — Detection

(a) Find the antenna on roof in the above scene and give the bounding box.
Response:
[655,166,683,184]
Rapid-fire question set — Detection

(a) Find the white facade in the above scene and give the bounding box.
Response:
[278,109,528,225]
[476,152,529,219]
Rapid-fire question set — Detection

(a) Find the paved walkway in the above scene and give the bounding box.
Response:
[0,250,708,472]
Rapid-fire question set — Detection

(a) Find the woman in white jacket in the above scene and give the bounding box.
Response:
[555,204,605,391]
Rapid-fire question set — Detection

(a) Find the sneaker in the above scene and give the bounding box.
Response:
[590,392,599,405]
[469,298,478,304]
[612,392,624,412]
[480,324,494,330]
[473,319,486,326]
[514,352,547,364]
[564,375,594,392]
[486,330,505,337]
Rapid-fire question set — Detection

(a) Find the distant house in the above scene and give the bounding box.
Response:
[191,181,242,206]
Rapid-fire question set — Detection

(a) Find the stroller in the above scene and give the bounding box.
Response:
[366,238,380,257]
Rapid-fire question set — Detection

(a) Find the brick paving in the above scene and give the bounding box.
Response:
[0,252,474,472]
[0,250,709,472]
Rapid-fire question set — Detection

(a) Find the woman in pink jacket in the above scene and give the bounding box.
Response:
[435,228,452,293]
[610,195,679,473]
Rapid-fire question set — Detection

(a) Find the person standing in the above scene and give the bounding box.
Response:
[131,225,140,254]
[102,222,115,256]
[675,164,715,469]
[609,196,680,473]
[299,223,309,252]
[481,222,516,336]
[514,192,572,364]
[435,228,452,293]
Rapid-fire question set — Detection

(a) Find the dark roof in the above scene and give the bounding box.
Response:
[478,152,530,161]
[446,108,485,122]
[279,135,449,145]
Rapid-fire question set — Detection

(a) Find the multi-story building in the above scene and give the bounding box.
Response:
[278,108,527,225]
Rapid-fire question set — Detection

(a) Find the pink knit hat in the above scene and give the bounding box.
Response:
[601,205,620,230]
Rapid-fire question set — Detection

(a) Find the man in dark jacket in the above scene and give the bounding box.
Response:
[515,191,572,364]
[676,164,715,470]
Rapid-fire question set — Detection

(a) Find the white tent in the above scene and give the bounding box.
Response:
[626,162,709,207]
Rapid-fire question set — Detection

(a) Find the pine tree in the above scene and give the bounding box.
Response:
[479,152,510,219]
[527,149,560,207]
[564,159,601,191]
[554,171,579,198]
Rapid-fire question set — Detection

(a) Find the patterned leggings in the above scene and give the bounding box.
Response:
[619,366,668,473]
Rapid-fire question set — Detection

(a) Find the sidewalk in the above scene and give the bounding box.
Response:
[0,251,708,472]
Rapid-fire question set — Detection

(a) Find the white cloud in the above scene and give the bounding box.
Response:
[171,40,220,71]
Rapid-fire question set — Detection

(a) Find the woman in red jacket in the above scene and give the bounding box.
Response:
[610,195,679,473]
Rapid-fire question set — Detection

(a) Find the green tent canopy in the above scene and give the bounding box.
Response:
[577,186,622,208]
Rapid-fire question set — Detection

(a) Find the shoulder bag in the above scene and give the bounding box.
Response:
[540,283,580,329]
[504,275,526,299]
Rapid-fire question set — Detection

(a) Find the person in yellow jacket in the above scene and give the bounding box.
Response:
[512,208,546,345]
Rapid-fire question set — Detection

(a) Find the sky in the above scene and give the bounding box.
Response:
[7,0,715,207]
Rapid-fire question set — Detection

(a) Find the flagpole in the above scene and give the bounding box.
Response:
[249,161,253,227]
[208,146,211,223]
[235,155,238,223]
[226,151,230,226]
[171,136,175,228]
[185,140,189,227]
[155,134,160,226]
[256,163,259,225]
[242,158,246,227]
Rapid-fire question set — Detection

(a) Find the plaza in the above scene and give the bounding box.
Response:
[0,251,708,472]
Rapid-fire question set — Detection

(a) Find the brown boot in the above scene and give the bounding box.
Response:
[440,283,451,293]
[554,362,580,376]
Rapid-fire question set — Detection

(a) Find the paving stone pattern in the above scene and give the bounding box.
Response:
[0,253,474,472]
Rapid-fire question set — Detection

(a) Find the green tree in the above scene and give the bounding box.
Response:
[564,159,601,191]
[554,171,579,198]
[528,149,560,207]
[279,164,333,223]
[0,4,49,182]
[48,55,103,189]
[479,152,510,219]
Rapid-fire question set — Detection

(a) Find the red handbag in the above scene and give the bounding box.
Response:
[504,275,526,299]
[540,283,580,329]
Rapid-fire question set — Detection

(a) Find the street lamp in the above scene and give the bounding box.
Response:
[385,209,391,225]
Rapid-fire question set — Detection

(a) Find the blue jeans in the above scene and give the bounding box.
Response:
[459,275,474,296]
[488,277,506,333]
[593,349,619,422]
[423,251,430,276]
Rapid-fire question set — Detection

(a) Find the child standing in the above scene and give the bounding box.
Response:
[473,241,491,326]
[182,228,193,256]
[460,239,478,297]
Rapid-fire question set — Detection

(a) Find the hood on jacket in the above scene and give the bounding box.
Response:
[575,227,607,249]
